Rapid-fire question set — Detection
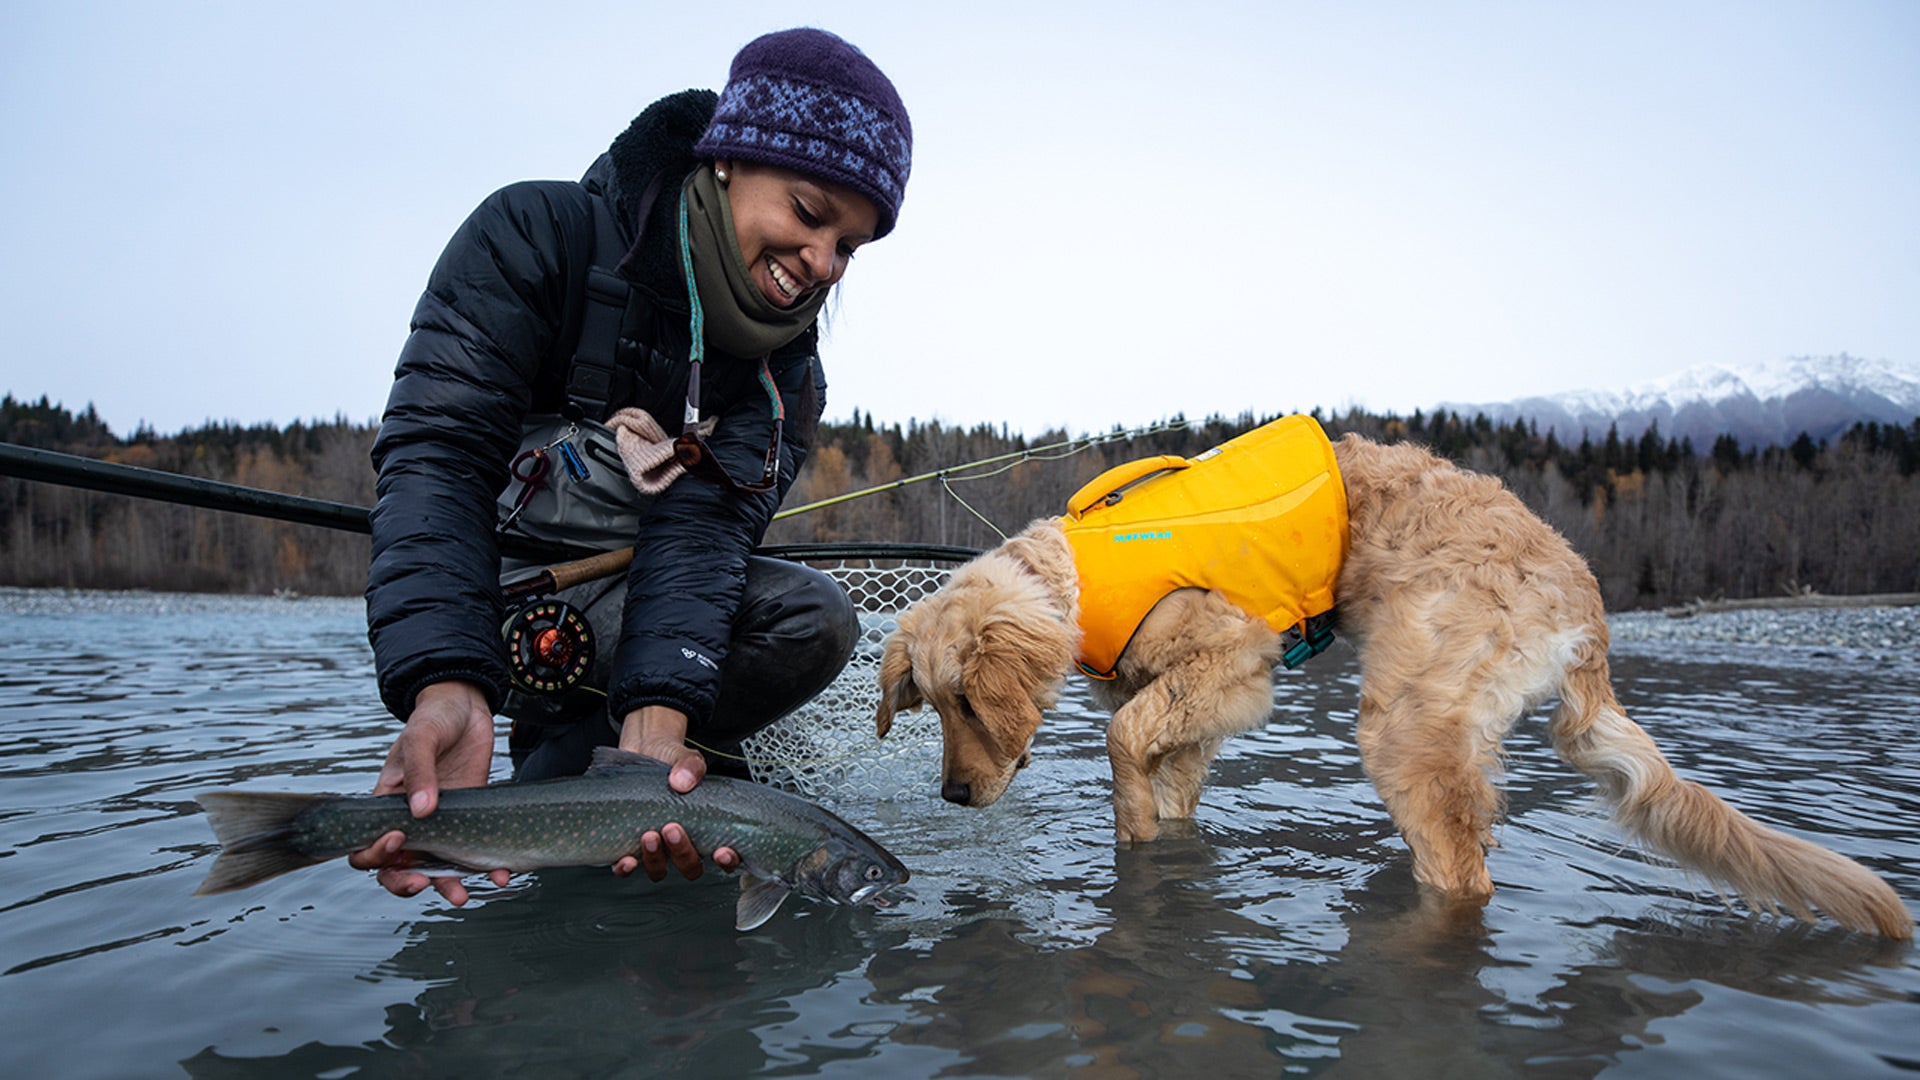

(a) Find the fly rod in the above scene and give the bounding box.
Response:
[0,441,585,565]
[0,441,980,595]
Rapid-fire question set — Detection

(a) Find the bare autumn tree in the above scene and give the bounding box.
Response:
[1,398,375,595]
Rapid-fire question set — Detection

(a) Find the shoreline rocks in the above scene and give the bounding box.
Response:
[1608,604,1919,663]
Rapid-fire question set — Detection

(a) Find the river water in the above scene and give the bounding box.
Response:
[1,588,1916,1078]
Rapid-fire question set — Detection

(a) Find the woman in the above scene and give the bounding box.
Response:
[351,28,911,903]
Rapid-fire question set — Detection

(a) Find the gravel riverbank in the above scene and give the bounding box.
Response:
[1608,603,1920,663]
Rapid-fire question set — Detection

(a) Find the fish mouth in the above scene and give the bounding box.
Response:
[850,882,910,908]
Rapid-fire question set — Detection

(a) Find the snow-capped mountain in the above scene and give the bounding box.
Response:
[1436,354,1920,449]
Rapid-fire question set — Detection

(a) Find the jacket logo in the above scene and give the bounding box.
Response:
[680,647,720,672]
[1111,530,1173,543]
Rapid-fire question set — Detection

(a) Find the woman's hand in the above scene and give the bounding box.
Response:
[347,680,510,905]
[613,705,741,881]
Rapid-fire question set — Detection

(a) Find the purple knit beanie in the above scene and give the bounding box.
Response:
[694,28,912,238]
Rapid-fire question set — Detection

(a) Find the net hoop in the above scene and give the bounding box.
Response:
[739,543,978,799]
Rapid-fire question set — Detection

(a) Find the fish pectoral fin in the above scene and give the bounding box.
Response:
[586,747,673,780]
[735,872,792,932]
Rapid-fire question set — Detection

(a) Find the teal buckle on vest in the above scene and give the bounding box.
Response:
[1281,614,1338,670]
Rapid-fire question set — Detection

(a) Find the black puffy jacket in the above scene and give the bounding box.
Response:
[365,90,822,726]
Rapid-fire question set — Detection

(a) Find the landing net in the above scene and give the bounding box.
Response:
[739,544,975,799]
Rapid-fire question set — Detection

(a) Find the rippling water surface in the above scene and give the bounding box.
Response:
[2,589,1916,1078]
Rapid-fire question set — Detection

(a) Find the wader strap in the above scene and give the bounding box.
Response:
[562,193,634,422]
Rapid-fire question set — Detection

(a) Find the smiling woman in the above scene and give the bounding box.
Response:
[357,27,914,910]
[720,162,879,308]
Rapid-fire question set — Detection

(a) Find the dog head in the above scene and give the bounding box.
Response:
[875,533,1079,808]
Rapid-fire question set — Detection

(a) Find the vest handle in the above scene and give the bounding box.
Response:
[1066,455,1190,518]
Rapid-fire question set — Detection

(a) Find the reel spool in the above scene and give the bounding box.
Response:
[502,599,594,695]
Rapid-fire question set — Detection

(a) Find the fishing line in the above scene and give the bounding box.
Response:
[497,421,1206,796]
[936,474,1006,541]
[770,417,1197,528]
[558,684,889,772]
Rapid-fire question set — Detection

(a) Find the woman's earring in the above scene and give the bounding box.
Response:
[715,166,729,185]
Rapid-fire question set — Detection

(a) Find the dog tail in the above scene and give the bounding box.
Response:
[1549,658,1911,938]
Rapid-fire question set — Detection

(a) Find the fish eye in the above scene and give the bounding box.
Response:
[864,864,884,881]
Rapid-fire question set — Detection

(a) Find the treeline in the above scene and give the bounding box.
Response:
[768,407,1920,609]
[1,395,375,595]
[4,393,1917,609]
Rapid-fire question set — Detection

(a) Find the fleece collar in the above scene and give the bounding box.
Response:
[580,88,719,303]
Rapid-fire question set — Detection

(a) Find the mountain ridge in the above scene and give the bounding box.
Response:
[1435,354,1920,449]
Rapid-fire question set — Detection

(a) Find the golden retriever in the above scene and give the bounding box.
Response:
[875,430,1911,937]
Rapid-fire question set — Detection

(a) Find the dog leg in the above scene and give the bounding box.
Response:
[1150,739,1224,820]
[1105,655,1277,844]
[1109,763,1160,842]
[1106,689,1167,843]
[1354,688,1504,899]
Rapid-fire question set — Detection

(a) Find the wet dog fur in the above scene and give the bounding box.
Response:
[875,433,1911,937]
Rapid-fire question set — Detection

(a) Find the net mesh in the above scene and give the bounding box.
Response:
[739,554,965,799]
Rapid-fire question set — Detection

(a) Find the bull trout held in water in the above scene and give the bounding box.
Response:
[194,748,909,930]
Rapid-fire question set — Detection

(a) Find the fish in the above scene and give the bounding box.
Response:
[194,747,910,931]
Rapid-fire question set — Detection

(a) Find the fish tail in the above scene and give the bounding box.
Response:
[193,791,333,895]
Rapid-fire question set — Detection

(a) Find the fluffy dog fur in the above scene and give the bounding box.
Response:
[875,433,1911,938]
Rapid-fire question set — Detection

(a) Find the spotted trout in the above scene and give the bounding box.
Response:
[194,748,909,930]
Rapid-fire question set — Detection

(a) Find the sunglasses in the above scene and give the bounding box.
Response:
[670,355,783,494]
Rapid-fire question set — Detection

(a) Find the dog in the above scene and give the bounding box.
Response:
[875,419,1911,938]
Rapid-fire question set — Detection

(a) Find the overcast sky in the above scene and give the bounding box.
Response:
[3,1,1915,439]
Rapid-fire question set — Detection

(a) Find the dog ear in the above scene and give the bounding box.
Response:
[974,689,1047,762]
[968,610,1075,705]
[874,632,924,738]
[963,614,1072,754]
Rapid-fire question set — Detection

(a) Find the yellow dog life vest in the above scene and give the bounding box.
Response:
[1062,414,1349,679]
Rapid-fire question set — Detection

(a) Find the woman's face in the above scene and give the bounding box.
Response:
[720,159,881,308]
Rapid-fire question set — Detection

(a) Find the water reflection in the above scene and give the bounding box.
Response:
[866,839,1914,1077]
[175,872,928,1076]
[869,839,1292,1074]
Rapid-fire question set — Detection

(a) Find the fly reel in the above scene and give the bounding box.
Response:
[502,599,594,695]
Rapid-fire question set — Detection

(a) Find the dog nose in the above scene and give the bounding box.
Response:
[941,780,973,805]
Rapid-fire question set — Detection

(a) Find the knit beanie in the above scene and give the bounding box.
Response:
[694,28,912,238]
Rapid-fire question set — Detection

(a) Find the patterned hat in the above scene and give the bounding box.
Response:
[694,28,912,238]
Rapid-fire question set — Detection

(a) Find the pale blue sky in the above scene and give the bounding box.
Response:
[3,1,1915,437]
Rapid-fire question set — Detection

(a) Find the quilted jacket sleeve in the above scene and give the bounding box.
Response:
[606,344,820,724]
[365,180,592,719]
